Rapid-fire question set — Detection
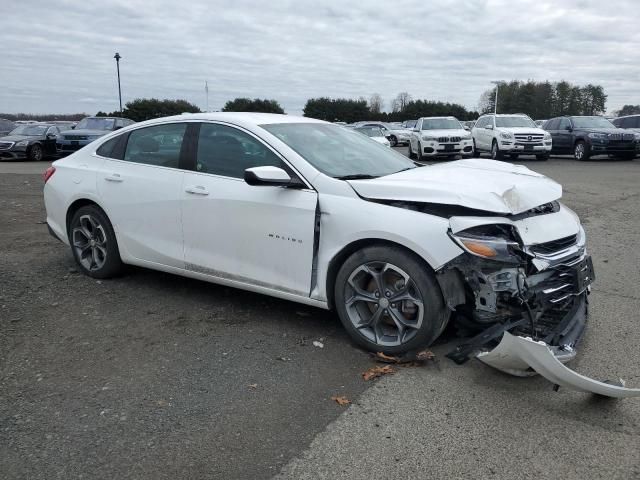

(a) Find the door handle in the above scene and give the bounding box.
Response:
[105,173,123,182]
[185,185,209,196]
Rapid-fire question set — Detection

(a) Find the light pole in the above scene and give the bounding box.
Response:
[114,53,122,114]
[491,80,501,115]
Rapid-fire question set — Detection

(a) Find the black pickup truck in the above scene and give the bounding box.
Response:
[544,115,636,160]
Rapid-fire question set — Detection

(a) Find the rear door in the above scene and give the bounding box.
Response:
[181,122,318,296]
[96,122,189,268]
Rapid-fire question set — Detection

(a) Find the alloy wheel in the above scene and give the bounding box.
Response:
[72,214,108,271]
[574,143,585,160]
[31,144,43,161]
[344,261,424,347]
[491,142,498,159]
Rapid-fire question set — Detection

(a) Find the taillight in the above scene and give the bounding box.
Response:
[43,166,56,183]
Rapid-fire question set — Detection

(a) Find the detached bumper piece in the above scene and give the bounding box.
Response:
[481,332,640,398]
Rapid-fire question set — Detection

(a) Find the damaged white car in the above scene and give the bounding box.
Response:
[43,113,639,397]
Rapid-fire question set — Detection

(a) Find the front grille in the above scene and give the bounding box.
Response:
[514,134,544,143]
[515,142,543,147]
[529,234,577,255]
[437,136,461,143]
[64,135,88,140]
[0,141,14,150]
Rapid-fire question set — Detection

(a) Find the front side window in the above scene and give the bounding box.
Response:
[261,123,414,179]
[124,123,186,168]
[545,119,558,130]
[196,123,282,178]
[355,126,384,138]
[421,118,462,130]
[495,116,536,128]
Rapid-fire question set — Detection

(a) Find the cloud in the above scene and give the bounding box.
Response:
[1,0,638,115]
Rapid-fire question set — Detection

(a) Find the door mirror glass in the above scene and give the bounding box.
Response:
[244,166,300,187]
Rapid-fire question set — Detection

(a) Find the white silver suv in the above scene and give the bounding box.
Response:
[472,114,552,160]
[407,116,473,161]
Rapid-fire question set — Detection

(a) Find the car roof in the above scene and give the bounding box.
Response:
[419,116,457,120]
[128,112,326,128]
[614,114,640,119]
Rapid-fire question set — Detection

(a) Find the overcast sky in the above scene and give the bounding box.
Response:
[2,0,638,115]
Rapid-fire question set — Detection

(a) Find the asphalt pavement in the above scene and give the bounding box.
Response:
[1,152,639,479]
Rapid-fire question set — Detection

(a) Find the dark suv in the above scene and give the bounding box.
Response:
[545,116,636,160]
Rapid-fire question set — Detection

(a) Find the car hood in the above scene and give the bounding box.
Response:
[0,134,41,142]
[347,159,562,215]
[60,129,110,136]
[496,126,546,134]
[420,128,469,137]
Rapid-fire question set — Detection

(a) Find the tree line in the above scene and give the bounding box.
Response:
[5,81,628,124]
[478,80,608,119]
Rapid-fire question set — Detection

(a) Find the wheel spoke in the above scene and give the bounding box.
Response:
[364,264,386,293]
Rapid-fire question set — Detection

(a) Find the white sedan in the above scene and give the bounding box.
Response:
[43,112,634,395]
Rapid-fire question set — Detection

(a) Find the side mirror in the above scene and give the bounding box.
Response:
[463,126,470,131]
[46,133,56,139]
[485,124,494,130]
[565,125,572,131]
[244,166,303,188]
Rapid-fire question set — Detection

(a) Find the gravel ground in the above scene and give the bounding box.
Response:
[1,153,640,479]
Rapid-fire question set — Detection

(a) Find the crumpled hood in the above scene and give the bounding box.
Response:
[348,159,562,215]
[60,129,110,137]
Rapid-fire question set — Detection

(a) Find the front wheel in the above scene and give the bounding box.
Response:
[389,135,398,147]
[407,141,416,159]
[28,144,43,161]
[574,141,590,161]
[616,152,636,160]
[70,205,124,279]
[472,140,480,157]
[509,153,519,160]
[334,245,448,355]
[491,140,503,160]
[536,153,550,161]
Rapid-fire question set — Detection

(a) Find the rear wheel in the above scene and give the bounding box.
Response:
[574,141,590,161]
[28,144,43,161]
[334,245,448,355]
[70,205,123,279]
[491,140,503,160]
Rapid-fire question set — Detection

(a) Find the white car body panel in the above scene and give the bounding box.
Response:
[348,159,562,215]
[479,332,640,398]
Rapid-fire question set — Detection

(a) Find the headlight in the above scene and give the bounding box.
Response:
[588,132,607,139]
[634,133,640,141]
[450,225,523,264]
[15,140,30,147]
[499,132,513,139]
[422,135,437,141]
[544,132,551,140]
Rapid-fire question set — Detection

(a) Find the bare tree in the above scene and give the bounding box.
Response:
[368,93,384,114]
[391,92,413,112]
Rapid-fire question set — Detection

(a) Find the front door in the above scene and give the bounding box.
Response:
[181,122,318,296]
[555,118,573,152]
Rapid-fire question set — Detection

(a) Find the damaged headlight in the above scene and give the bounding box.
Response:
[449,225,524,264]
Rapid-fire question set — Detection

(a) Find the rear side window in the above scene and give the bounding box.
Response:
[96,136,122,158]
[124,123,187,168]
[195,123,282,178]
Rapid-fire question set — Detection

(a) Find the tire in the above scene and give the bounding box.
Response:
[509,153,519,160]
[69,205,123,279]
[407,141,416,159]
[28,143,43,161]
[334,245,449,355]
[574,140,590,161]
[417,141,424,162]
[536,153,550,161]
[472,140,480,158]
[389,135,398,147]
[491,140,503,160]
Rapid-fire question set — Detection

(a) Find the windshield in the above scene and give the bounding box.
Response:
[75,118,116,130]
[355,126,384,138]
[261,123,415,179]
[10,125,49,136]
[571,116,616,129]
[421,118,462,130]
[495,116,536,128]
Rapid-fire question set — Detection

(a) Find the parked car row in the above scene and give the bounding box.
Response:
[0,116,135,161]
